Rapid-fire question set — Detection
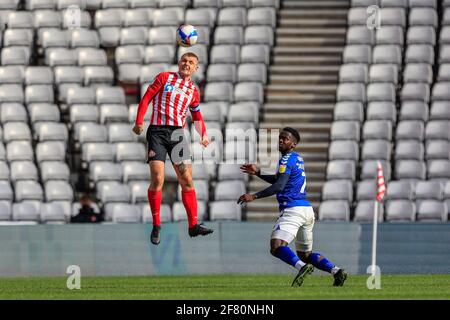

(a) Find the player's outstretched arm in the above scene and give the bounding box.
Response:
[240,164,277,183]
[237,173,290,205]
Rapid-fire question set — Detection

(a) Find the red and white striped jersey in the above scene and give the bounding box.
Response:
[135,72,200,127]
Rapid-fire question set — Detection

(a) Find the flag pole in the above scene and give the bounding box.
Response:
[371,199,378,276]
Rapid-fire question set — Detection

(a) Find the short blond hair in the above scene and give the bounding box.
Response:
[180,52,199,63]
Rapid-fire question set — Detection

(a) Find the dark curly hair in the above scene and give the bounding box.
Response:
[282,127,300,144]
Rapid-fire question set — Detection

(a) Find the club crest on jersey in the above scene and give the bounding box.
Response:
[187,87,194,94]
[148,150,156,158]
[279,165,286,173]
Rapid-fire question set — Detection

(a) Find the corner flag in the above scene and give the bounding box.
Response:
[376,161,386,202]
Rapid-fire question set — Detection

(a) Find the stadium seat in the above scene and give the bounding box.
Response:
[333,102,364,122]
[326,160,356,181]
[218,7,247,26]
[12,201,41,222]
[15,180,44,201]
[395,140,424,160]
[109,203,141,223]
[115,142,146,162]
[395,160,426,180]
[403,64,433,84]
[322,180,353,202]
[6,141,34,162]
[25,85,54,104]
[405,45,434,64]
[431,82,450,101]
[122,162,150,184]
[386,180,415,200]
[425,121,450,140]
[360,160,391,181]
[152,8,184,26]
[336,83,366,102]
[2,122,31,142]
[97,181,130,204]
[45,48,77,67]
[54,66,84,85]
[409,8,438,28]
[214,180,246,201]
[142,203,172,223]
[82,143,114,163]
[40,202,69,223]
[217,164,249,182]
[426,140,450,160]
[228,103,259,123]
[362,120,392,141]
[330,121,360,141]
[339,64,368,83]
[245,26,274,46]
[36,141,66,163]
[0,66,24,85]
[343,45,372,64]
[144,45,176,64]
[1,103,28,123]
[67,87,96,105]
[0,181,13,201]
[416,201,447,222]
[407,26,435,46]
[234,82,263,103]
[210,45,240,64]
[40,161,70,182]
[1,47,31,65]
[3,29,33,47]
[0,84,24,103]
[415,181,444,202]
[89,162,123,182]
[347,26,375,45]
[318,200,350,221]
[172,201,207,222]
[354,201,384,222]
[385,200,416,222]
[204,82,234,102]
[45,180,73,202]
[347,8,367,26]
[237,63,267,84]
[0,161,9,181]
[241,44,269,64]
[36,122,68,142]
[83,66,114,86]
[366,102,396,122]
[427,160,450,180]
[399,101,429,122]
[248,7,276,27]
[0,201,12,221]
[356,180,377,201]
[396,120,425,141]
[209,201,242,221]
[71,29,100,48]
[373,45,402,64]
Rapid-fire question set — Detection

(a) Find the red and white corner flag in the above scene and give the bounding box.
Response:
[376,161,386,202]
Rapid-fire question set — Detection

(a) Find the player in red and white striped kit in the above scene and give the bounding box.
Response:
[132,52,213,245]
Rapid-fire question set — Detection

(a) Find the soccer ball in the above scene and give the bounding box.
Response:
[176,24,198,47]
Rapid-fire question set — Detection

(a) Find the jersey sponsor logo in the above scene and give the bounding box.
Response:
[165,84,186,96]
[278,165,286,173]
[148,149,156,158]
[164,84,174,92]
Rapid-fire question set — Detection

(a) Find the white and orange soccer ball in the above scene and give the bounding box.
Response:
[176,24,198,47]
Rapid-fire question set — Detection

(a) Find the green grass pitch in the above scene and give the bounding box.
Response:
[0,274,449,300]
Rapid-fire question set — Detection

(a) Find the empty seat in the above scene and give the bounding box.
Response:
[115,45,144,65]
[347,26,375,45]
[395,160,426,180]
[337,83,366,102]
[432,82,450,101]
[25,85,54,104]
[6,141,33,162]
[385,200,416,222]
[367,83,396,102]
[108,123,136,143]
[360,158,391,180]
[1,47,31,65]
[343,45,371,64]
[363,120,392,141]
[427,160,450,180]
[98,27,121,47]
[108,203,141,223]
[248,7,276,27]
[386,180,414,200]
[415,180,443,201]
[40,202,68,223]
[362,140,391,160]
[409,8,438,28]
[0,161,9,180]
[0,181,13,201]
[426,140,450,160]
[90,162,122,182]
[83,66,114,86]
[120,27,147,46]
[318,200,350,221]
[322,180,353,202]
[3,29,33,47]
[0,66,24,85]
[333,102,364,122]
[234,82,263,103]
[204,82,233,102]
[141,203,171,223]
[122,162,150,183]
[12,201,40,221]
[380,8,406,26]
[401,83,430,102]
[70,29,99,48]
[241,44,269,64]
[0,84,24,103]
[331,121,360,141]
[214,26,244,45]
[45,180,73,202]
[416,200,447,222]
[425,121,450,140]
[172,201,207,222]
[218,7,246,26]
[144,45,176,64]
[347,8,367,25]
[36,122,68,142]
[207,64,237,83]
[36,141,66,162]
[15,180,44,201]
[395,140,424,160]
[97,182,130,203]
[237,63,267,84]
[42,29,70,48]
[224,140,256,163]
[75,122,108,143]
[405,45,434,64]
[373,45,402,64]
[7,11,33,28]
[403,64,433,83]
[40,161,70,182]
[178,44,208,64]
[326,160,356,181]
[210,45,240,64]
[54,66,84,85]
[328,140,359,161]
[82,143,114,163]
[209,200,242,221]
[115,142,146,162]
[2,122,31,142]
[228,103,259,123]
[440,28,450,45]
[354,201,384,222]
[45,48,77,66]
[152,8,184,26]
[130,181,150,204]
[25,67,53,86]
[339,64,368,83]
[67,87,96,105]
[95,9,123,28]
[70,104,99,123]
[214,180,246,201]
[1,103,27,123]
[244,26,274,45]
[177,180,209,202]
[399,101,429,121]
[0,201,12,221]
[356,180,377,201]
[367,102,396,122]
[438,64,450,82]
[407,26,435,45]
[217,164,248,181]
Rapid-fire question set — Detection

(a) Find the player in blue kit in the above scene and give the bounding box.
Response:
[238,127,347,287]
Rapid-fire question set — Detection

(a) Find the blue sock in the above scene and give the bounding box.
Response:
[310,252,335,273]
[273,246,300,268]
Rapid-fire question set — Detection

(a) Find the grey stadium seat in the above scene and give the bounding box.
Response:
[440,27,450,45]
[45,180,73,202]
[178,45,209,64]
[251,0,280,7]
[25,85,54,104]
[222,0,250,7]
[241,44,270,64]
[82,143,114,163]
[108,123,137,143]
[67,87,96,105]
[33,10,61,28]
[331,121,360,141]
[0,66,24,85]
[204,82,233,102]
[403,64,433,83]
[214,180,246,201]
[98,27,120,47]
[109,203,142,223]
[173,201,207,222]
[409,0,437,8]
[122,162,150,183]
[336,83,366,102]
[95,9,123,28]
[343,45,372,64]
[228,103,259,123]
[185,8,217,28]
[379,8,406,27]
[90,162,122,182]
[385,200,416,222]
[356,180,377,201]
[3,29,33,47]
[329,140,359,161]
[380,0,407,7]
[54,66,84,85]
[209,201,242,221]
[234,82,263,103]
[6,11,34,28]
[70,104,99,123]
[217,164,249,181]
[427,160,450,180]
[6,141,33,162]
[152,8,184,27]
[120,27,147,46]
[97,87,126,105]
[148,26,176,45]
[407,26,436,45]
[25,67,54,85]
[45,48,77,66]
[431,82,450,101]
[373,45,402,64]
[0,84,24,103]
[354,201,384,222]
[425,120,450,140]
[376,26,404,46]
[218,7,247,26]
[363,120,392,140]
[318,200,350,221]
[15,180,43,201]
[367,83,395,102]
[144,45,176,64]
[326,160,356,181]
[369,64,398,84]
[207,64,237,83]
[36,122,68,142]
[211,45,240,64]
[367,102,396,122]
[2,122,31,142]
[1,103,28,123]
[40,161,70,182]
[362,140,391,160]
[409,8,438,28]
[415,180,444,201]
[333,102,364,122]
[395,140,424,160]
[0,161,9,181]
[244,26,274,46]
[437,64,450,82]
[346,26,375,45]
[42,29,70,48]
[322,180,353,202]
[339,64,368,83]
[71,29,100,48]
[115,142,146,162]
[416,200,447,222]
[430,101,450,120]
[0,201,12,221]
[40,202,68,223]
[399,101,429,122]
[75,122,108,143]
[237,63,267,84]
[36,141,66,162]
[1,47,31,65]
[83,66,114,86]
[401,83,430,102]
[142,204,172,223]
[347,8,368,26]
[12,201,41,222]
[98,182,130,204]
[123,8,152,27]
[248,7,276,27]
[360,160,391,181]
[130,181,151,204]
[0,181,13,201]
[405,45,434,64]
[386,180,414,200]
[214,26,244,45]
[395,160,426,180]
[426,140,450,160]
[177,180,209,201]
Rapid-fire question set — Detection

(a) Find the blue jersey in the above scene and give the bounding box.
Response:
[276,152,311,210]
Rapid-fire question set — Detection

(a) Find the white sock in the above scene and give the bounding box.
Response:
[294,260,306,270]
[331,266,340,275]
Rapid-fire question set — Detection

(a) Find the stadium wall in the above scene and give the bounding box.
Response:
[0,222,449,277]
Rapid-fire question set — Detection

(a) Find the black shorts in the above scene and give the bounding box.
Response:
[146,125,191,164]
